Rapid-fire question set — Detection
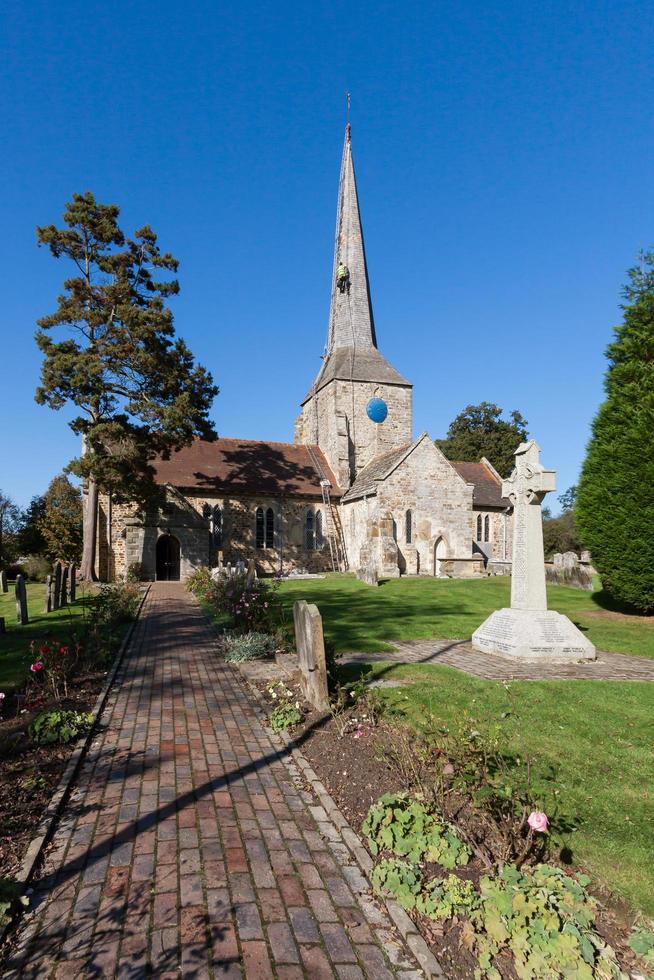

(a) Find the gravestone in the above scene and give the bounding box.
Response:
[580,550,592,565]
[44,574,53,614]
[59,565,69,607]
[68,564,76,602]
[357,562,379,587]
[245,559,257,589]
[472,441,595,662]
[15,575,28,625]
[292,600,330,711]
[52,563,62,611]
[0,570,7,593]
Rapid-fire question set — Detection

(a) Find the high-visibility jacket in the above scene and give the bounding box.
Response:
[337,264,349,280]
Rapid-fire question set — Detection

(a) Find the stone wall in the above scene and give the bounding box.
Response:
[97,490,335,581]
[473,508,513,563]
[296,378,413,488]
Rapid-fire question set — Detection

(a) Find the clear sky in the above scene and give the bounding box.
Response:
[1,0,652,510]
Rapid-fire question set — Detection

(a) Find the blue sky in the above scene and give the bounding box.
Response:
[1,0,652,510]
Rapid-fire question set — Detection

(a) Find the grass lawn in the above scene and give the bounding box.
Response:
[0,583,95,691]
[277,573,654,658]
[339,661,654,917]
[276,575,654,916]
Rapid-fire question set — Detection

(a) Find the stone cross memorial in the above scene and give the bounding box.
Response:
[292,600,330,711]
[15,574,29,625]
[473,440,596,662]
[0,569,7,593]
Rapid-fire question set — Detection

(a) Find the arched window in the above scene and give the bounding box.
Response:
[212,505,223,548]
[265,507,274,549]
[476,514,483,540]
[405,510,413,545]
[306,510,315,550]
[255,507,264,549]
[202,503,211,520]
[315,510,324,549]
[484,515,490,542]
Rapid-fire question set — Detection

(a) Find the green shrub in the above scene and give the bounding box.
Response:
[362,792,471,868]
[222,631,275,662]
[22,555,52,583]
[416,874,478,920]
[90,583,141,626]
[205,573,279,632]
[0,878,29,928]
[270,703,303,732]
[186,565,213,597]
[126,561,149,582]
[29,708,94,745]
[577,253,654,612]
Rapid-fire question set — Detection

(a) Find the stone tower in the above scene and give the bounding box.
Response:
[295,124,413,489]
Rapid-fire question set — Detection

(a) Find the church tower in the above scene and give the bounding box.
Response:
[295,124,413,489]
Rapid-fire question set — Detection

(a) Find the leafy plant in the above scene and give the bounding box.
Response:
[629,924,654,969]
[362,792,471,868]
[126,561,148,583]
[222,631,275,662]
[0,878,29,928]
[205,573,279,632]
[29,708,94,745]
[468,864,624,979]
[416,873,478,920]
[186,565,213,597]
[371,858,422,910]
[270,703,303,733]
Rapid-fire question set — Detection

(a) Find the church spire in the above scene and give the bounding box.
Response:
[326,124,378,353]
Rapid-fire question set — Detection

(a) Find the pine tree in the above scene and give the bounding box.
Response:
[16,495,47,556]
[39,475,84,564]
[577,252,654,612]
[36,192,218,579]
[436,402,529,477]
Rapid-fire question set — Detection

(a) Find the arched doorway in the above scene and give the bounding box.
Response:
[156,534,181,581]
[434,537,447,577]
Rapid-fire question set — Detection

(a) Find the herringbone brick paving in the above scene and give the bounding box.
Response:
[5,584,423,979]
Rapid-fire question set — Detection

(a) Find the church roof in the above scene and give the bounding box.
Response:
[302,125,411,404]
[450,460,509,508]
[341,442,415,501]
[153,437,341,499]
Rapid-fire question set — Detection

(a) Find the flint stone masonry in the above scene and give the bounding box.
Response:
[293,600,330,711]
[15,574,28,625]
[473,441,596,663]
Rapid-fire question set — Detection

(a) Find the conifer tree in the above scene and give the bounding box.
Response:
[577,252,654,612]
[36,192,218,580]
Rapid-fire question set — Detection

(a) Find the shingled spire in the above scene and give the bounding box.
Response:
[302,126,410,402]
[327,123,377,352]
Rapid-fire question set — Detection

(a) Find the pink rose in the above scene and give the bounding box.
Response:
[527,811,549,833]
[30,662,44,672]
[353,724,366,739]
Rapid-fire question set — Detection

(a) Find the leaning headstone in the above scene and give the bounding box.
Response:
[44,574,53,614]
[59,565,69,607]
[0,570,7,593]
[15,575,28,625]
[552,553,564,569]
[68,564,76,602]
[52,563,62,611]
[561,551,579,570]
[245,558,257,589]
[357,562,378,587]
[472,441,595,662]
[293,600,330,711]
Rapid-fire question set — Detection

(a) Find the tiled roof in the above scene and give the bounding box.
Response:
[303,347,411,403]
[341,444,413,501]
[450,460,509,508]
[153,438,341,499]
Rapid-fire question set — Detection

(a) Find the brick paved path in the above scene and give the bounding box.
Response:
[341,639,654,681]
[6,585,424,979]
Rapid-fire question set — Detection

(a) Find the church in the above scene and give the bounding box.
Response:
[97,126,512,582]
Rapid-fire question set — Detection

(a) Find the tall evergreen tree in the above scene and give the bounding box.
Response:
[16,495,47,556]
[577,252,654,612]
[436,402,529,477]
[0,491,21,565]
[39,475,84,564]
[36,192,218,579]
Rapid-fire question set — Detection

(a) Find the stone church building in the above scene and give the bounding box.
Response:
[98,126,512,582]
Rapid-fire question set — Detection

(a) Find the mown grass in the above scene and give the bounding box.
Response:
[0,583,95,690]
[275,574,654,916]
[277,573,654,658]
[338,660,654,917]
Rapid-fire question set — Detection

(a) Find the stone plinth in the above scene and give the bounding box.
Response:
[472,608,596,662]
